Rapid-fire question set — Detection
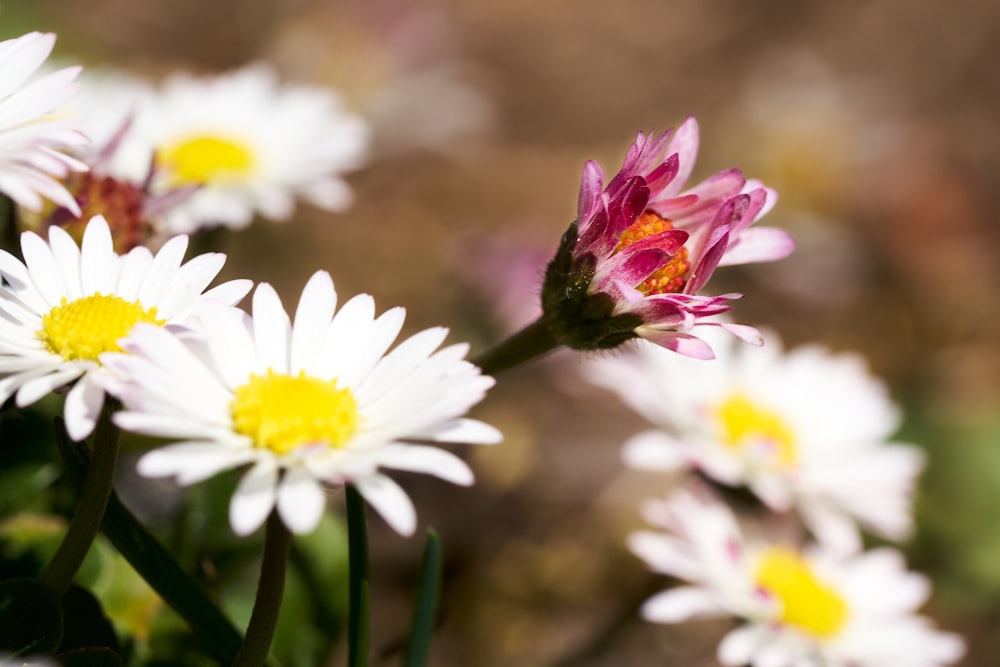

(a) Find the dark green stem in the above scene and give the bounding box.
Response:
[401,530,443,667]
[42,401,121,596]
[232,512,293,667]
[346,485,371,667]
[471,317,559,377]
[53,418,245,663]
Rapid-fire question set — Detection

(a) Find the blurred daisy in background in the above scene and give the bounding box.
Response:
[67,64,370,234]
[102,270,501,537]
[0,31,88,216]
[585,326,923,554]
[0,215,251,440]
[630,490,964,667]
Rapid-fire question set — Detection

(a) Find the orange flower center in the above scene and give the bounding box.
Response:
[615,210,690,295]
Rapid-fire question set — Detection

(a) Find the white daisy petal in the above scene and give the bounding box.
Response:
[16,367,84,406]
[290,271,337,374]
[276,467,328,534]
[0,32,86,212]
[229,459,279,536]
[353,474,417,537]
[64,373,106,441]
[377,444,474,485]
[251,283,291,373]
[79,216,116,295]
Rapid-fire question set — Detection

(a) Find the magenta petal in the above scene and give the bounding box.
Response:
[654,193,699,213]
[600,247,668,289]
[638,329,716,359]
[646,153,679,192]
[627,296,688,325]
[718,227,795,267]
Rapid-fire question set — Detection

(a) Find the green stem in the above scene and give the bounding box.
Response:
[232,512,293,667]
[401,530,443,667]
[346,485,371,667]
[53,417,246,663]
[471,317,560,376]
[41,401,121,596]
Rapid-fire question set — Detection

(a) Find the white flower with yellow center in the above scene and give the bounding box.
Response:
[117,64,369,233]
[100,271,500,536]
[0,215,252,440]
[584,327,924,554]
[630,491,964,667]
[0,31,88,215]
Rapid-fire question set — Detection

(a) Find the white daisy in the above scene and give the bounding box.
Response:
[0,31,88,215]
[113,64,369,233]
[0,215,252,440]
[630,490,964,667]
[100,270,501,537]
[585,327,924,554]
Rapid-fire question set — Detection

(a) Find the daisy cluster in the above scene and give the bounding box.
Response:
[0,31,496,539]
[0,28,964,667]
[585,329,963,664]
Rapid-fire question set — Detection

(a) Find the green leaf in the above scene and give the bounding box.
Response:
[401,530,443,667]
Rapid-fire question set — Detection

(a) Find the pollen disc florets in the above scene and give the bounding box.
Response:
[39,294,164,362]
[231,369,360,456]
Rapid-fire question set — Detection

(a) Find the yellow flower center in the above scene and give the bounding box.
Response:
[715,392,797,468]
[160,135,255,185]
[615,210,691,295]
[754,547,849,638]
[230,369,360,456]
[39,294,164,362]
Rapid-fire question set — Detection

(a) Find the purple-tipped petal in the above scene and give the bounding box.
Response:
[660,117,700,197]
[577,160,606,227]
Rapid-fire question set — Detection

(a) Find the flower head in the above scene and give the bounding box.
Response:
[99,64,369,233]
[0,215,251,440]
[630,491,964,667]
[101,271,501,536]
[585,327,923,554]
[0,32,88,215]
[543,118,793,357]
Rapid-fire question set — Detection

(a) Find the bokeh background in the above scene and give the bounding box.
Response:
[2,0,1000,665]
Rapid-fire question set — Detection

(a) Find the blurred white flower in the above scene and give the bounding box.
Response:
[89,64,369,233]
[102,271,501,537]
[0,32,87,215]
[630,491,964,667]
[585,327,923,553]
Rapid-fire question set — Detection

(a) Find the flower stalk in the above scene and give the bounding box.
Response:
[41,399,122,596]
[232,511,293,667]
[346,485,371,667]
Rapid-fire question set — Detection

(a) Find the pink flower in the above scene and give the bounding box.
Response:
[543,118,793,358]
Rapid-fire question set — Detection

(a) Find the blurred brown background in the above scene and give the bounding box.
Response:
[5,0,1000,664]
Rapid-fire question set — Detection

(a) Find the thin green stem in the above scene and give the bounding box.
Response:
[346,485,371,667]
[42,401,121,596]
[53,417,246,663]
[401,530,443,667]
[471,317,559,377]
[232,512,293,667]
